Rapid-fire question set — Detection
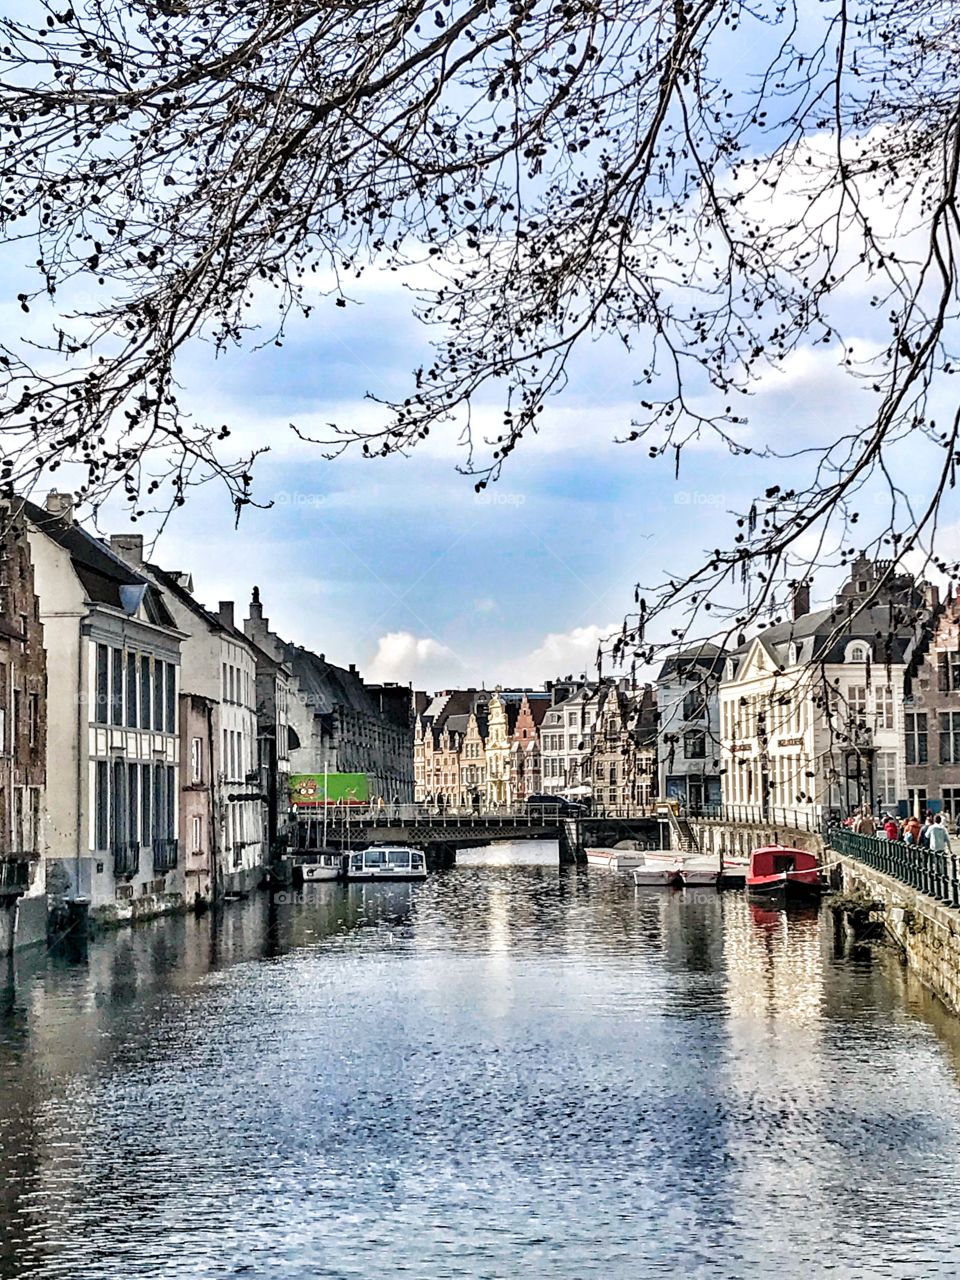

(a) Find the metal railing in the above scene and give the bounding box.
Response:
[0,857,31,893]
[688,802,823,833]
[292,803,661,835]
[152,838,179,873]
[828,827,960,909]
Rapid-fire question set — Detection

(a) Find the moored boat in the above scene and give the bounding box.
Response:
[301,852,344,882]
[585,841,648,872]
[345,845,427,880]
[746,845,823,900]
[633,859,686,887]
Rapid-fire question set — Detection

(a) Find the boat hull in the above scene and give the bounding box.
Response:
[586,848,646,872]
[633,866,686,888]
[302,864,341,882]
[746,873,822,900]
[344,869,427,881]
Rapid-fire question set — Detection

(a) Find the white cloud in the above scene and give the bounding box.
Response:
[503,621,622,685]
[366,631,464,686]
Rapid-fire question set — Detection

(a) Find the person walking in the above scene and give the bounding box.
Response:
[883,814,899,841]
[858,810,877,837]
[904,814,921,846]
[928,814,952,856]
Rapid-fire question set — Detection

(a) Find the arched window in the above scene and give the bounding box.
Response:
[847,643,869,664]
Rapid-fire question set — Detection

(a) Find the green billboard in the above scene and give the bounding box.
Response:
[289,772,370,807]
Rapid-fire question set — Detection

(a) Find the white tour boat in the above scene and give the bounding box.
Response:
[345,845,427,881]
[301,852,344,882]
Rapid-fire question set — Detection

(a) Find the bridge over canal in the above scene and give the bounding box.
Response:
[289,805,663,868]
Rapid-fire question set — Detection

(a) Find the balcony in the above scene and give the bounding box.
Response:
[112,841,140,879]
[152,838,179,873]
[0,857,32,897]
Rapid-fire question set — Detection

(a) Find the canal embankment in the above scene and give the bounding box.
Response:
[828,829,960,1018]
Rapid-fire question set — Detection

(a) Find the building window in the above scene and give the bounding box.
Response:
[191,815,203,854]
[940,712,960,766]
[111,648,123,726]
[95,760,109,851]
[126,652,138,728]
[191,737,203,784]
[110,758,125,851]
[28,692,39,750]
[166,664,176,734]
[875,750,897,807]
[166,765,176,841]
[141,763,153,847]
[847,685,867,722]
[943,788,960,822]
[938,652,960,693]
[684,731,706,759]
[95,644,109,725]
[141,655,152,729]
[153,659,165,732]
[222,662,229,702]
[848,644,868,664]
[905,712,928,766]
[128,762,139,846]
[682,690,706,721]
[875,686,895,732]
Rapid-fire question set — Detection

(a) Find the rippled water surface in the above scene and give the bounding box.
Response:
[4,841,960,1278]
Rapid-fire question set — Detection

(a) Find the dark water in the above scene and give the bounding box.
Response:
[3,841,960,1279]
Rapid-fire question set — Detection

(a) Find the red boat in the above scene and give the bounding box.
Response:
[746,845,823,900]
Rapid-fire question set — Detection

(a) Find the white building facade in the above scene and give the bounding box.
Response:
[26,496,184,919]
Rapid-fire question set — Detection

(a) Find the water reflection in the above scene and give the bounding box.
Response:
[1,846,960,1278]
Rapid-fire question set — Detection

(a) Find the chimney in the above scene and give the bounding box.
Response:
[109,533,144,565]
[924,582,941,614]
[249,584,264,623]
[791,580,811,620]
[45,490,74,524]
[348,663,357,676]
[218,601,235,630]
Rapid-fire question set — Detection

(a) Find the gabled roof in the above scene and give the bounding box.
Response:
[657,642,725,682]
[22,499,175,626]
[145,561,249,643]
[726,602,920,677]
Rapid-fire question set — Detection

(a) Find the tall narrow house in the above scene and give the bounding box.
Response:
[25,494,184,925]
[0,500,47,952]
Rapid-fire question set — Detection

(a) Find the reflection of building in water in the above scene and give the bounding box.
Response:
[721,898,825,1027]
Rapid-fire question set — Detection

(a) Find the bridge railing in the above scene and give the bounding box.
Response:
[289,803,659,830]
[828,827,960,909]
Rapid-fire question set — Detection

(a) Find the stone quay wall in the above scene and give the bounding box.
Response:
[834,852,960,1018]
[693,820,825,862]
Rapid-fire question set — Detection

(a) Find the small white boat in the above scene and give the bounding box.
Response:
[632,855,720,888]
[345,845,427,880]
[633,858,686,887]
[586,839,659,872]
[302,852,343,882]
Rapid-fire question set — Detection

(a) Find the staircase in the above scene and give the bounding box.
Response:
[655,802,701,855]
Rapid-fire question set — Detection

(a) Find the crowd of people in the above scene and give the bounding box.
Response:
[847,809,955,851]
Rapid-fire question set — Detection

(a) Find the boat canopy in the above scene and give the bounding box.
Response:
[749,846,818,877]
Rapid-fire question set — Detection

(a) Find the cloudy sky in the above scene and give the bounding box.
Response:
[99,249,926,694]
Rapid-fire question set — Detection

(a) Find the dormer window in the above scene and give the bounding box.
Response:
[848,643,869,664]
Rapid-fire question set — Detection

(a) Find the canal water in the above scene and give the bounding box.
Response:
[3,840,960,1278]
